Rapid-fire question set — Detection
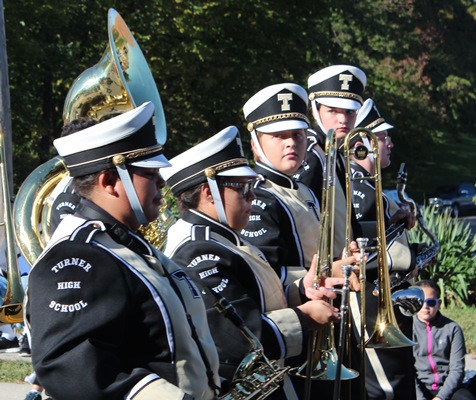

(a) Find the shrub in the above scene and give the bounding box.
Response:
[408,206,476,307]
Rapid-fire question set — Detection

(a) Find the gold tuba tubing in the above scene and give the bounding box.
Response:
[0,126,25,323]
[13,157,68,267]
[343,127,416,349]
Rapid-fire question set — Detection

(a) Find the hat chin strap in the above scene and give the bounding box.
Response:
[206,177,228,225]
[362,136,374,163]
[311,101,326,133]
[250,130,275,170]
[115,165,149,227]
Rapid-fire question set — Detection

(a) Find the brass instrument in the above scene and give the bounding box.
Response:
[390,162,440,288]
[0,125,25,323]
[139,196,176,252]
[13,8,175,265]
[343,127,416,349]
[63,9,166,145]
[13,157,68,266]
[292,129,358,400]
[214,295,289,400]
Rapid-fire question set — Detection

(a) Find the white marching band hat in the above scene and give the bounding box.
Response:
[160,126,257,197]
[54,101,170,177]
[354,98,394,133]
[243,83,310,133]
[308,65,367,110]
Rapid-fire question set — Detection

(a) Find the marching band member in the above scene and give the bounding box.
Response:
[161,126,343,399]
[241,82,361,398]
[241,82,359,285]
[296,65,367,256]
[26,102,221,400]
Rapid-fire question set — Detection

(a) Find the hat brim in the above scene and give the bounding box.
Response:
[217,165,258,178]
[257,119,309,133]
[373,122,394,133]
[130,153,172,168]
[314,97,362,111]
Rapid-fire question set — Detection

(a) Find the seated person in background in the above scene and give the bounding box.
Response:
[413,279,475,400]
[161,125,347,398]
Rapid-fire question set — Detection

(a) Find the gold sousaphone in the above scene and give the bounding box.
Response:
[14,8,174,266]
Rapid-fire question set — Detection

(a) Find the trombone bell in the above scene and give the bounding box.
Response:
[343,128,417,350]
[365,317,416,348]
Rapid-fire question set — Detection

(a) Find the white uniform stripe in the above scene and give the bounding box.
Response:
[350,292,394,399]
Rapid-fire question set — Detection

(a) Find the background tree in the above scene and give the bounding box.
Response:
[4,0,476,200]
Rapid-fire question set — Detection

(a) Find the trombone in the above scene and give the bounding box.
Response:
[292,129,358,400]
[0,125,25,324]
[343,127,416,349]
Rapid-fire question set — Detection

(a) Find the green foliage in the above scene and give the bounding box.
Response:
[408,206,476,307]
[3,0,476,196]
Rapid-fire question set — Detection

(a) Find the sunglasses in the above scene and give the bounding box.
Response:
[423,298,439,307]
[377,134,392,144]
[219,180,255,198]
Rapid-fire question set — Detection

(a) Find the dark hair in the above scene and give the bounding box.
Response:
[414,279,441,298]
[177,184,203,214]
[61,117,97,137]
[61,118,105,197]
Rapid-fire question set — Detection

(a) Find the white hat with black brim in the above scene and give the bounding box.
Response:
[243,83,309,169]
[54,101,171,226]
[161,126,257,225]
[308,65,367,111]
[354,98,394,133]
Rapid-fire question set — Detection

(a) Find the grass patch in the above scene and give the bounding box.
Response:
[443,306,476,354]
[0,359,32,383]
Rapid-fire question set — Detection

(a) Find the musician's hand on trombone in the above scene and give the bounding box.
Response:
[302,254,345,300]
[331,241,366,292]
[297,299,341,330]
[389,208,416,230]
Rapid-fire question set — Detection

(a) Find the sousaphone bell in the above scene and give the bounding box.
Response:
[14,8,173,267]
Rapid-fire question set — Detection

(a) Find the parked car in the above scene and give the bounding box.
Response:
[427,196,452,214]
[428,182,476,217]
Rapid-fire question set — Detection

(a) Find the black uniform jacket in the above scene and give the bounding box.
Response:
[26,199,220,400]
[297,128,363,253]
[164,210,308,381]
[239,162,320,284]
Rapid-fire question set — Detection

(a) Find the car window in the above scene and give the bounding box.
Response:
[459,183,475,195]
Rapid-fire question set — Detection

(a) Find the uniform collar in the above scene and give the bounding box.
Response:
[415,311,443,327]
[254,162,298,189]
[75,198,151,255]
[184,209,243,246]
[350,160,370,177]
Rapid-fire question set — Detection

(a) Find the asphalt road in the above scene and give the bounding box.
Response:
[463,215,476,234]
